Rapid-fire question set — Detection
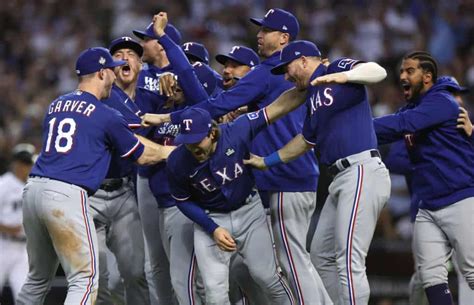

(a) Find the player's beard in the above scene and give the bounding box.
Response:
[404,80,423,102]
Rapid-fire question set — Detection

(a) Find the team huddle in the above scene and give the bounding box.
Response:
[6,7,473,305]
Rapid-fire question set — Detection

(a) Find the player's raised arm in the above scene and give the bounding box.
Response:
[311,61,387,86]
[263,87,308,124]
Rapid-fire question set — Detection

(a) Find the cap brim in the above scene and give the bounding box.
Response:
[110,41,143,57]
[249,17,264,26]
[271,61,290,75]
[133,30,156,40]
[185,53,207,64]
[174,132,209,145]
[215,54,246,66]
[105,60,127,69]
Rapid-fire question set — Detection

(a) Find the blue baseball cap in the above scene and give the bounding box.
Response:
[109,36,143,57]
[175,108,213,145]
[182,42,209,64]
[193,62,218,96]
[133,22,182,45]
[250,8,299,40]
[215,46,260,68]
[271,40,321,75]
[75,47,126,76]
[437,75,469,93]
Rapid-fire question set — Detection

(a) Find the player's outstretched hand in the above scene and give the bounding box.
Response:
[213,227,237,252]
[311,72,348,86]
[243,153,267,170]
[159,72,178,97]
[457,107,473,137]
[153,12,168,37]
[141,113,170,127]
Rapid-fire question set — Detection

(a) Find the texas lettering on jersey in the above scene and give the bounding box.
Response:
[191,162,244,194]
[309,88,334,115]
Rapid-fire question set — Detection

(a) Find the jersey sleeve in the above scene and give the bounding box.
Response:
[327,57,364,73]
[158,34,209,104]
[301,110,317,145]
[373,93,459,145]
[104,110,144,160]
[232,109,270,144]
[166,154,192,201]
[176,200,219,234]
[178,67,267,119]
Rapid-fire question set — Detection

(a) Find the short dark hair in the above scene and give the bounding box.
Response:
[403,51,438,81]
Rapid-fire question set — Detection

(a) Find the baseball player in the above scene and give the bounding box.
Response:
[382,75,473,305]
[133,21,184,305]
[159,88,322,304]
[16,47,172,305]
[87,37,150,305]
[245,40,390,305]
[0,144,35,303]
[139,9,326,304]
[145,14,225,305]
[373,51,474,305]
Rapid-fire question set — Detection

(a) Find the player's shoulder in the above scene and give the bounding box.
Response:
[327,57,363,74]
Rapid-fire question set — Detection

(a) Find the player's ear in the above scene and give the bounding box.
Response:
[98,69,106,80]
[422,71,433,85]
[280,32,290,46]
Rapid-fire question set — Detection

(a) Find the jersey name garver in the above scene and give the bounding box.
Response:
[48,99,96,117]
[192,162,244,193]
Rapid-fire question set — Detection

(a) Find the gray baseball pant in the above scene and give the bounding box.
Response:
[18,177,98,305]
[311,156,391,305]
[89,179,150,305]
[194,193,294,305]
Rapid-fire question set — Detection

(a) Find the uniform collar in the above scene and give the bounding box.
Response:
[262,50,282,65]
[309,63,327,83]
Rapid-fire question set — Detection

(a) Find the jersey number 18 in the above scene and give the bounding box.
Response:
[45,117,77,153]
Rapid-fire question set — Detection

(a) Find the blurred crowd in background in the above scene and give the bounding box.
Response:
[0,0,472,297]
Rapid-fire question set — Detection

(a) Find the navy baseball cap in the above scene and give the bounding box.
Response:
[250,8,299,40]
[175,108,213,145]
[215,46,260,68]
[193,62,218,96]
[109,36,143,57]
[437,75,469,93]
[75,47,126,76]
[182,42,209,64]
[133,22,182,45]
[271,40,321,75]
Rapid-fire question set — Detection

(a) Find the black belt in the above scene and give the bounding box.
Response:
[99,177,129,192]
[328,150,381,176]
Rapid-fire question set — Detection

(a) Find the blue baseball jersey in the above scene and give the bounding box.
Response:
[102,84,143,178]
[167,110,269,234]
[31,89,144,193]
[374,80,474,210]
[135,36,211,207]
[302,58,377,165]
[172,51,319,193]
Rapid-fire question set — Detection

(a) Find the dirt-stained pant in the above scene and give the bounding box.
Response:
[18,177,99,305]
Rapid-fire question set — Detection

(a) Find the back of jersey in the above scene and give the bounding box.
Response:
[31,90,119,192]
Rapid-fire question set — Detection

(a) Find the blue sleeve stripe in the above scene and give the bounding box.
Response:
[121,140,141,158]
